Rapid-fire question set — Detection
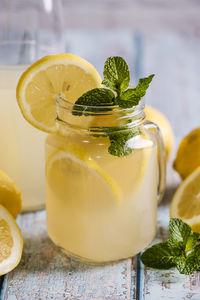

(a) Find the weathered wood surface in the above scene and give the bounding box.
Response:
[2,165,200,299]
[0,212,136,300]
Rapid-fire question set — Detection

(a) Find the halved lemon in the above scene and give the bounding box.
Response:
[0,170,22,219]
[16,54,102,132]
[0,205,23,275]
[46,145,122,202]
[170,167,200,231]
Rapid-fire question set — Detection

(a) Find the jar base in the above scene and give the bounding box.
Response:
[47,226,157,265]
[60,247,134,265]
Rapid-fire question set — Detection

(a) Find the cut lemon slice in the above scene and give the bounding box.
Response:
[46,145,122,202]
[170,167,200,232]
[0,170,22,219]
[16,54,102,132]
[0,205,23,275]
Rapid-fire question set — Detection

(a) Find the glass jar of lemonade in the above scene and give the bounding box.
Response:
[45,96,166,264]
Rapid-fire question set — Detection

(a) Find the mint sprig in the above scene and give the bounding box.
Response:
[140,218,200,275]
[107,128,140,157]
[102,56,130,93]
[73,56,154,157]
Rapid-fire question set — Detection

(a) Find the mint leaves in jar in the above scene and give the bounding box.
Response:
[73,56,154,157]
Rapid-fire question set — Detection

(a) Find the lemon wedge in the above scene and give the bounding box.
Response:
[0,205,23,275]
[46,145,122,202]
[0,170,22,219]
[170,167,200,232]
[16,54,102,132]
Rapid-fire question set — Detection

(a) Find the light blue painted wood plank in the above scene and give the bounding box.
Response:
[1,211,136,300]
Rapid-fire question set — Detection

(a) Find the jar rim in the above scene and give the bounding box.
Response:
[56,94,146,133]
[56,94,145,117]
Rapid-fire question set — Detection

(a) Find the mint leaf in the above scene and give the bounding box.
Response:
[140,242,176,269]
[134,74,154,98]
[116,74,154,108]
[175,246,200,275]
[73,88,115,116]
[117,89,140,108]
[185,232,200,253]
[102,57,130,93]
[168,219,200,254]
[168,218,192,249]
[75,88,115,106]
[107,129,139,157]
[141,218,200,275]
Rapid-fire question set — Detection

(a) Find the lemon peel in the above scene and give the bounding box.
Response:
[16,53,102,132]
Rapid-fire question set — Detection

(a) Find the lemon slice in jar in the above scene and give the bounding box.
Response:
[46,145,122,203]
[16,54,102,133]
[0,205,23,275]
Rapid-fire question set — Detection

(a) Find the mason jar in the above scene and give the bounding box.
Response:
[45,96,166,264]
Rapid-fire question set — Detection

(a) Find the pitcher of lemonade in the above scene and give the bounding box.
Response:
[16,54,166,263]
[0,0,64,211]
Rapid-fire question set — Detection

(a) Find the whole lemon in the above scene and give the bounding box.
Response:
[173,127,200,179]
[144,105,174,161]
[0,170,22,218]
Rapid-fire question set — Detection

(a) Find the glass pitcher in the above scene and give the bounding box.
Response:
[0,0,64,211]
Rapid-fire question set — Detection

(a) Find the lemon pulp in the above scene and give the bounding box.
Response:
[0,206,23,275]
[170,167,200,232]
[0,218,13,262]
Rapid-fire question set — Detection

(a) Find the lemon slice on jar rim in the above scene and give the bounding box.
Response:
[16,53,102,133]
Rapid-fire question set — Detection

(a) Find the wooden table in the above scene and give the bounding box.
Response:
[1,4,200,297]
[1,168,200,299]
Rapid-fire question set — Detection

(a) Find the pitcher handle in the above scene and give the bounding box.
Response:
[144,121,166,203]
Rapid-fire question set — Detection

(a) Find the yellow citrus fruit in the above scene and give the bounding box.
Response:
[173,127,200,180]
[144,105,174,160]
[46,145,122,202]
[0,170,21,218]
[16,54,102,133]
[0,205,23,275]
[170,167,200,232]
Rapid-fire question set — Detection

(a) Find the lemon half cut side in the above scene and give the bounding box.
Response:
[16,54,102,133]
[0,205,23,275]
[170,167,200,232]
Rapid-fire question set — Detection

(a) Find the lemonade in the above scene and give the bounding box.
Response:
[0,66,46,211]
[16,54,166,263]
[46,122,158,262]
